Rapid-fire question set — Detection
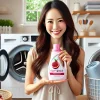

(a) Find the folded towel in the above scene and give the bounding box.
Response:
[85,1,100,5]
[86,61,100,78]
[85,5,100,9]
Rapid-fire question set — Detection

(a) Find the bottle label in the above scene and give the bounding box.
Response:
[49,55,65,76]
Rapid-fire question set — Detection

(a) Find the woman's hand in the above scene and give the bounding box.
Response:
[40,78,67,85]
[59,50,72,67]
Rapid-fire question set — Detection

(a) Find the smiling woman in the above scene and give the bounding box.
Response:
[25,0,85,100]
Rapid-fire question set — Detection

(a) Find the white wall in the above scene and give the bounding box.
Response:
[0,0,100,35]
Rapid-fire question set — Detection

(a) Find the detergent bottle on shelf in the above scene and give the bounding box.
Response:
[48,44,67,80]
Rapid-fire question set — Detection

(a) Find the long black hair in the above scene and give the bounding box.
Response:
[32,0,80,79]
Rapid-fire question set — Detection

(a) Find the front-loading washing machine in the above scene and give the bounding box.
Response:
[81,37,100,95]
[0,33,38,98]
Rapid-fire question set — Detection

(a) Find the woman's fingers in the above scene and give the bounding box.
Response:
[59,50,68,57]
[42,78,67,85]
[59,51,71,61]
[59,50,72,66]
[48,79,67,84]
[59,50,71,58]
[52,80,67,83]
[62,55,71,61]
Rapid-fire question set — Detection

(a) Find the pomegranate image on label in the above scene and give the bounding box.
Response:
[52,59,59,69]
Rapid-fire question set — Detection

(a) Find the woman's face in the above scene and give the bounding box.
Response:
[45,8,66,39]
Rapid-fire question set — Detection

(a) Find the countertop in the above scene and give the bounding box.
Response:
[76,95,88,100]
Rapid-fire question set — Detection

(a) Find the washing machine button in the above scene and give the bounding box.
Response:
[22,36,29,42]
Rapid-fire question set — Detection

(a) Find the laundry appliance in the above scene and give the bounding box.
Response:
[0,34,38,98]
[81,37,100,95]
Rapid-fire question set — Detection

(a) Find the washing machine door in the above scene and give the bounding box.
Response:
[89,50,100,63]
[9,44,32,82]
[0,49,9,81]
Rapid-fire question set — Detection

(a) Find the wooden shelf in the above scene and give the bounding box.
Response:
[74,36,100,39]
[72,11,100,15]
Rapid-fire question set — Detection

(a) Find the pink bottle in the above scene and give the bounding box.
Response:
[48,44,67,80]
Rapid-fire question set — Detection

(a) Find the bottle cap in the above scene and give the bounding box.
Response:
[53,44,60,51]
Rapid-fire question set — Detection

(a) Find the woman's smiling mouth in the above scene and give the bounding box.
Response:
[51,30,61,35]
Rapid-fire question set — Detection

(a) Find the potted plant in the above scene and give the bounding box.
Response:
[0,19,14,33]
[6,20,14,33]
[6,20,14,27]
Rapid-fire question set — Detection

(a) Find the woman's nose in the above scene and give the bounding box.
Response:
[53,21,58,29]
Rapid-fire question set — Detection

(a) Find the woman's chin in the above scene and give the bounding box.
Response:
[52,34,62,39]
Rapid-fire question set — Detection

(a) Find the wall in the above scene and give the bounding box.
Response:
[0,0,100,35]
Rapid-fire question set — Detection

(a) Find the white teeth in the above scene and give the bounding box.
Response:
[52,31,60,32]
[52,31,61,35]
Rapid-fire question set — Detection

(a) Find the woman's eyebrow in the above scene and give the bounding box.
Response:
[47,18,63,20]
[57,18,63,20]
[47,19,53,20]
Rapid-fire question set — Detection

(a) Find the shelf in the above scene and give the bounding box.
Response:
[72,11,100,15]
[74,36,100,39]
[72,11,100,22]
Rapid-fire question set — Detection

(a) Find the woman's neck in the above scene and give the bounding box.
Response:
[50,38,63,49]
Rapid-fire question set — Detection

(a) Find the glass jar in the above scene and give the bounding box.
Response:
[74,2,81,11]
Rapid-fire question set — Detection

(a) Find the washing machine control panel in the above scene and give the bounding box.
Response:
[22,36,29,42]
[21,35,38,42]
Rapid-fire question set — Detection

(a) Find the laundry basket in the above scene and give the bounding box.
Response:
[85,74,100,100]
[0,89,12,100]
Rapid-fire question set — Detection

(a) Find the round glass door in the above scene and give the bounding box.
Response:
[0,49,9,81]
[9,44,32,82]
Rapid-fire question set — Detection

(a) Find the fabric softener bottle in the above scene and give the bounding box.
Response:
[48,44,67,80]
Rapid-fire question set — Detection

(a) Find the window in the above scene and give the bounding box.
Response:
[23,0,68,25]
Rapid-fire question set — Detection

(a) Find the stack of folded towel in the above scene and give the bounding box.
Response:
[84,0,100,11]
[86,61,100,78]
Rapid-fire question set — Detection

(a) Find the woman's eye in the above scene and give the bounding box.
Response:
[48,21,53,23]
[58,20,63,22]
